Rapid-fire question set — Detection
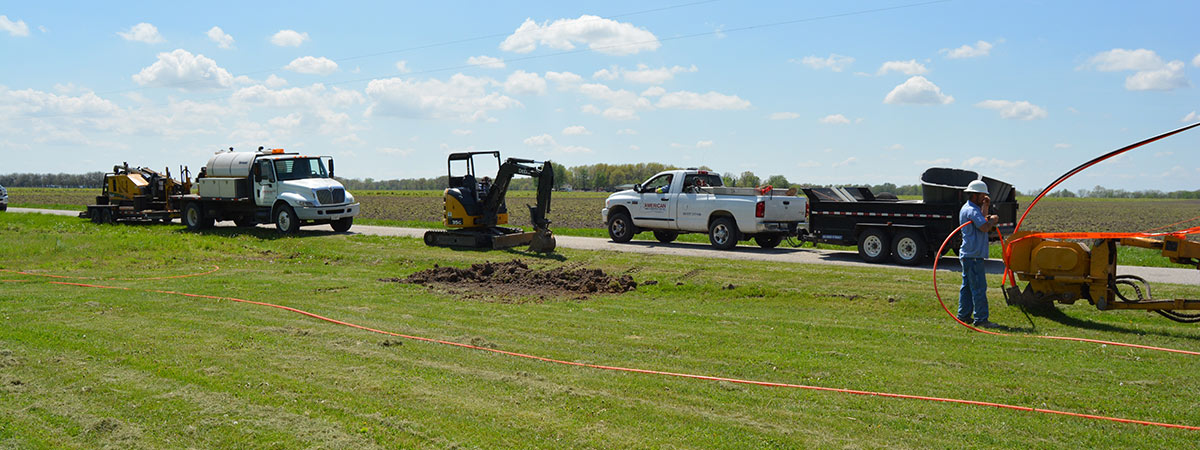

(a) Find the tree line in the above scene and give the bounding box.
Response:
[0,172,105,188]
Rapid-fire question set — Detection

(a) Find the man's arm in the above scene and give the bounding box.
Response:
[976,195,999,232]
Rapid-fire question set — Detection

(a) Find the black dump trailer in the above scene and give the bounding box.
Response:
[801,168,1018,266]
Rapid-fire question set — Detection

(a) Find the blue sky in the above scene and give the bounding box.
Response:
[2,0,1198,192]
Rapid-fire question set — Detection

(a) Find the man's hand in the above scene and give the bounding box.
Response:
[980,194,991,212]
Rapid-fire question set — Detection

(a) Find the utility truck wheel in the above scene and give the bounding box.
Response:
[607,210,635,243]
[331,217,353,232]
[275,205,300,234]
[708,217,740,250]
[891,230,927,266]
[183,203,212,230]
[653,230,678,243]
[857,228,890,263]
[755,234,783,249]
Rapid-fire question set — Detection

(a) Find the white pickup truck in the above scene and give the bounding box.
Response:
[602,169,807,249]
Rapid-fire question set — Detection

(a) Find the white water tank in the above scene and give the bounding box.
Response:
[206,152,257,178]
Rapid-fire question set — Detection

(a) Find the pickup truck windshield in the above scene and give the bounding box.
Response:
[273,158,329,181]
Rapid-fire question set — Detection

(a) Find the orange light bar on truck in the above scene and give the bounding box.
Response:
[272,148,285,154]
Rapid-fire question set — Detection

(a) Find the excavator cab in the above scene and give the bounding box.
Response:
[425,151,556,253]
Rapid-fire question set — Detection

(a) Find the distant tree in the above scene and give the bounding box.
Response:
[739,171,760,187]
[721,172,738,187]
[764,174,790,188]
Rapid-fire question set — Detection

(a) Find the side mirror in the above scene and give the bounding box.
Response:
[328,159,335,178]
[633,183,642,193]
[252,164,261,182]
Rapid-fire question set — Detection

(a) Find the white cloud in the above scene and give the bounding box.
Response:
[941,40,994,59]
[1086,48,1164,72]
[578,83,653,120]
[629,144,640,151]
[378,147,414,156]
[1194,54,1200,67]
[963,157,1024,169]
[265,74,288,88]
[118,23,164,43]
[887,144,904,151]
[467,55,505,69]
[284,56,338,76]
[832,157,858,167]
[545,71,583,90]
[975,100,1048,120]
[1125,61,1189,91]
[267,113,302,129]
[1,15,30,37]
[232,83,364,110]
[132,49,235,91]
[883,76,953,105]
[595,64,698,84]
[503,70,546,95]
[524,133,557,147]
[795,54,854,72]
[452,129,473,135]
[562,125,590,135]
[617,128,637,135]
[696,140,713,148]
[395,60,411,74]
[818,114,851,124]
[207,26,234,49]
[877,60,928,76]
[1183,111,1199,123]
[1054,143,1072,149]
[499,15,660,56]
[655,90,750,110]
[271,29,309,47]
[365,74,520,122]
[769,112,800,120]
[640,86,666,97]
[557,145,592,154]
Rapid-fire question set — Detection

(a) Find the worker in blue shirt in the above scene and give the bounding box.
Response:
[959,180,1001,328]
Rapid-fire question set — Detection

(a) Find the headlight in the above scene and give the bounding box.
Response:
[345,192,355,203]
[298,201,315,207]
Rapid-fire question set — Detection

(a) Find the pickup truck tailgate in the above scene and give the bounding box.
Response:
[762,196,805,222]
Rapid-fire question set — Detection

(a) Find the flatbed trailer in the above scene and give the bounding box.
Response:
[800,168,1018,266]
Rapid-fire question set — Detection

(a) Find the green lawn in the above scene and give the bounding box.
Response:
[1,213,1199,447]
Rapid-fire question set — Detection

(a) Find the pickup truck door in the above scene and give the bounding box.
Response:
[677,174,713,232]
[633,173,678,229]
[253,159,278,207]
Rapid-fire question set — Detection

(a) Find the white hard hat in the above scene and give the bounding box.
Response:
[964,180,989,194]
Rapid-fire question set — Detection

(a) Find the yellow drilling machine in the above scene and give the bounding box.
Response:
[423,151,556,253]
[1004,231,1200,322]
[80,163,191,224]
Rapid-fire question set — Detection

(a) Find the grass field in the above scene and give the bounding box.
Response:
[2,213,1200,448]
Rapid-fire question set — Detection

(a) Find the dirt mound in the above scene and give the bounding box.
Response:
[382,260,637,301]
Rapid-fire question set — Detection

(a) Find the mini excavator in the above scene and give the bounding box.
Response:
[1004,231,1200,322]
[423,151,556,253]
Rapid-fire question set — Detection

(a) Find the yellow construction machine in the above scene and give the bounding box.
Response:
[81,163,191,224]
[423,151,556,252]
[1004,231,1200,322]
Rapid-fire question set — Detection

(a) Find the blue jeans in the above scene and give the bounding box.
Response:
[958,257,988,323]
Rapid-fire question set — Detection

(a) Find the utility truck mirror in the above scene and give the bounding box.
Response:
[252,164,261,181]
[328,159,334,178]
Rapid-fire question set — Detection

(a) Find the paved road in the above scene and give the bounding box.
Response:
[10,207,1200,286]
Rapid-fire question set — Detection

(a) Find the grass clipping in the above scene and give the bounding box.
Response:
[382,260,638,302]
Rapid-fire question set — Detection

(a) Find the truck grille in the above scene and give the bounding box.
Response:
[316,188,345,205]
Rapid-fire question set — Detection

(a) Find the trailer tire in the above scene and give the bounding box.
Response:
[652,230,678,243]
[755,234,783,249]
[99,207,115,224]
[274,204,300,234]
[709,216,740,250]
[183,202,212,230]
[607,210,635,243]
[331,217,353,233]
[891,229,927,266]
[857,228,890,263]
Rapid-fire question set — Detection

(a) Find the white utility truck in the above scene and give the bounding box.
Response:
[602,169,807,249]
[181,148,359,233]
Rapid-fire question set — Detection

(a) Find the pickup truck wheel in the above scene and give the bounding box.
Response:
[331,217,353,232]
[755,234,783,249]
[274,205,300,234]
[652,230,678,243]
[607,210,635,243]
[891,230,927,266]
[857,228,890,263]
[183,202,212,230]
[709,216,740,250]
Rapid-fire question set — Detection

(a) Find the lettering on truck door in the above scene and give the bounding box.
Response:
[635,173,677,229]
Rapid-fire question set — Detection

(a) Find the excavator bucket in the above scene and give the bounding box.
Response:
[528,227,556,253]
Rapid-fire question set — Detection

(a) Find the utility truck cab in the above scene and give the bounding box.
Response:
[184,148,359,233]
[602,169,807,249]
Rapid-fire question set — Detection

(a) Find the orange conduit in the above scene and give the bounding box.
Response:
[23,278,1195,431]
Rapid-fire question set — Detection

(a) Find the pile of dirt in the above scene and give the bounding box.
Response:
[381,260,637,301]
